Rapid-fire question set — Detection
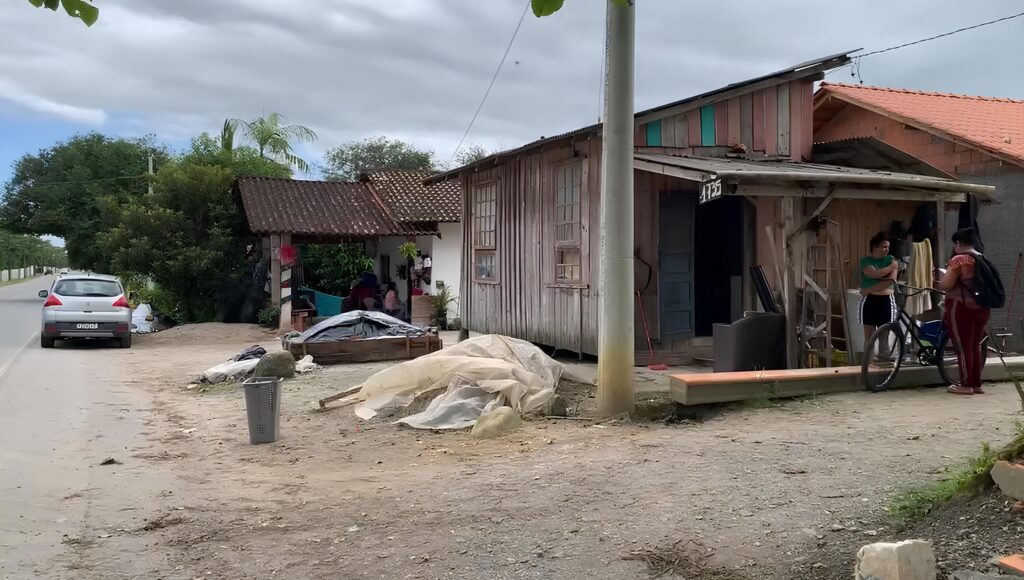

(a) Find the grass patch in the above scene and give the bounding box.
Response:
[889,421,1024,525]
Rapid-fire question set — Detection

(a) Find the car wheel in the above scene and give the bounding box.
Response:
[41,336,55,349]
[119,334,132,349]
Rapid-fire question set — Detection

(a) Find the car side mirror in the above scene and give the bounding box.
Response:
[38,290,48,298]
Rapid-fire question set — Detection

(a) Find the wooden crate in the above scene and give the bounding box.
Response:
[289,334,443,365]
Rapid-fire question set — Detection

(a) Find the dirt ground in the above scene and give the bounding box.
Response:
[61,323,1024,579]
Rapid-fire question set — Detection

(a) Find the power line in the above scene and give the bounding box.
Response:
[826,10,1024,80]
[859,10,1024,58]
[14,174,148,188]
[450,0,530,162]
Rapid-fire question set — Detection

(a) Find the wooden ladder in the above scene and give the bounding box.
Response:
[799,220,848,368]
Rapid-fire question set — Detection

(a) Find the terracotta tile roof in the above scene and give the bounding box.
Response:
[818,82,1024,164]
[364,170,461,223]
[235,177,437,238]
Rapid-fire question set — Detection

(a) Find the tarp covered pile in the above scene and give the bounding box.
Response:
[289,311,427,345]
[340,335,562,429]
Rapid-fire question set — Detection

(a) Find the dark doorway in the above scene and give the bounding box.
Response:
[694,195,745,336]
[658,191,696,340]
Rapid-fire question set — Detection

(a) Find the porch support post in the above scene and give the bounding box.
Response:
[270,234,282,309]
[935,200,946,264]
[279,232,293,332]
[782,196,800,369]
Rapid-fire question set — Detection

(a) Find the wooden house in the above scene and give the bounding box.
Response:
[428,52,993,366]
[814,83,1024,349]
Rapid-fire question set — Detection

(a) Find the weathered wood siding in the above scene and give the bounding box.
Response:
[460,137,665,355]
[638,79,816,161]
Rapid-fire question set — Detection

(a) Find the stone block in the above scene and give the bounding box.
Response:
[855,540,936,580]
[991,461,1024,501]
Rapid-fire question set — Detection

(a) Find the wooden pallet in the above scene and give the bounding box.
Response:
[289,334,443,365]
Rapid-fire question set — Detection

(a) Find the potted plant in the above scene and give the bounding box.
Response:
[430,285,458,330]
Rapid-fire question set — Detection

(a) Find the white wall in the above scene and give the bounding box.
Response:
[374,224,463,320]
[431,222,462,320]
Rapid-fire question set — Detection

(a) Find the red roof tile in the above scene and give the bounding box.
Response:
[236,177,437,238]
[818,83,1024,165]
[364,170,461,223]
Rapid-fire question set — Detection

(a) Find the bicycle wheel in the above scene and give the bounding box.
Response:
[937,331,990,387]
[862,322,904,392]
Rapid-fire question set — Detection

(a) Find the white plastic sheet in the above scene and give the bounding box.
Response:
[201,358,260,384]
[344,335,562,430]
[132,304,155,334]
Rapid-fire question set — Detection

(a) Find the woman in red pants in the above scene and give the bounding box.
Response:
[937,228,991,395]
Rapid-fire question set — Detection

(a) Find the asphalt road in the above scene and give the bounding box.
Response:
[0,276,181,578]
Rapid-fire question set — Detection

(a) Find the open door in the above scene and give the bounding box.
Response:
[658,191,695,340]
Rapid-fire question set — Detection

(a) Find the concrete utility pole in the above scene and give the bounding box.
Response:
[148,154,154,195]
[596,0,636,417]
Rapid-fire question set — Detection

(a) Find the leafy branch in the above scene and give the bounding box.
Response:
[27,0,98,26]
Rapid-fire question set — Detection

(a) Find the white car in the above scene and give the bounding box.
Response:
[39,274,133,348]
[58,268,69,277]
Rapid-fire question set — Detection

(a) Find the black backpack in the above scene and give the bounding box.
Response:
[969,254,1006,309]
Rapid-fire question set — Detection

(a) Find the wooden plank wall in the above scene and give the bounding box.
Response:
[460,138,664,355]
[750,196,924,293]
[639,79,815,161]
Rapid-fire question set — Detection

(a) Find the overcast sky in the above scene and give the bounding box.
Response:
[0,0,1022,182]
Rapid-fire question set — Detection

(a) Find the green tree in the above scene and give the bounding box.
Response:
[0,133,168,272]
[0,230,65,270]
[322,136,436,182]
[104,162,243,322]
[186,133,292,178]
[26,0,97,26]
[301,244,374,297]
[100,134,293,322]
[224,113,317,173]
[450,144,492,169]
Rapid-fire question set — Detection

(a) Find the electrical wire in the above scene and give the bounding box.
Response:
[450,0,530,162]
[859,10,1024,59]
[9,174,148,188]
[826,10,1024,81]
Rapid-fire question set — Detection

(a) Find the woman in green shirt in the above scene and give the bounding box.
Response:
[859,232,898,347]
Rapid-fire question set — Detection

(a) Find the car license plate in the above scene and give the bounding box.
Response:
[76,323,99,330]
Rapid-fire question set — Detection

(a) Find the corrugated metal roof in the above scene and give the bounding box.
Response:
[427,51,857,184]
[364,170,461,223]
[634,154,996,199]
[236,177,438,238]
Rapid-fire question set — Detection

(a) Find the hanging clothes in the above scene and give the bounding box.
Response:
[906,238,934,317]
[957,194,984,252]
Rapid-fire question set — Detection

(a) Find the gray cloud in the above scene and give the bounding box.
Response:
[0,1,1020,165]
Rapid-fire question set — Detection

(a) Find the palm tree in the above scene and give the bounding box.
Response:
[223,113,317,173]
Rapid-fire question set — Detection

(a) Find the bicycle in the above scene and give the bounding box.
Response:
[860,283,997,392]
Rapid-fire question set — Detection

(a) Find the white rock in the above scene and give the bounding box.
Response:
[990,460,1024,501]
[854,540,936,580]
[471,407,522,439]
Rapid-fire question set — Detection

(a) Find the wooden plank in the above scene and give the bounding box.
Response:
[646,120,662,147]
[789,79,804,161]
[699,105,716,146]
[782,196,798,368]
[715,101,729,146]
[740,93,753,150]
[764,87,778,155]
[752,89,766,152]
[727,97,741,147]
[669,356,1024,405]
[688,108,702,147]
[661,115,676,147]
[675,114,689,148]
[291,335,444,365]
[777,82,791,157]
